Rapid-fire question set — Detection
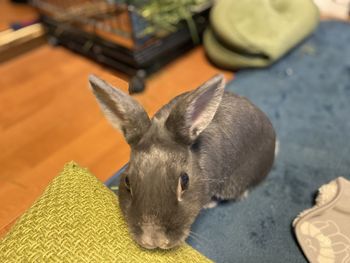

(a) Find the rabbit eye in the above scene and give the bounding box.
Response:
[180,173,189,191]
[177,173,189,201]
[124,175,131,192]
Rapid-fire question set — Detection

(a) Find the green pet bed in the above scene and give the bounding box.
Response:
[204,0,319,69]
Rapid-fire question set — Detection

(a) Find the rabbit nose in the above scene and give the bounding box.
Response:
[140,225,169,249]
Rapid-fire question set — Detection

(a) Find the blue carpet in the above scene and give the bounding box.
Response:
[106,21,350,262]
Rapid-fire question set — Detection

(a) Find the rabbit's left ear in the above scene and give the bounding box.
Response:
[89,75,151,146]
[166,74,225,144]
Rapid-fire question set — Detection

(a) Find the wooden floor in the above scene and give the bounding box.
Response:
[0,0,37,31]
[0,41,231,234]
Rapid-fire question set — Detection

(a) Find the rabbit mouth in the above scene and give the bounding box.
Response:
[135,237,184,250]
[131,230,188,250]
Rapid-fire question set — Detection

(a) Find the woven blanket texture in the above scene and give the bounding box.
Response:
[0,162,211,263]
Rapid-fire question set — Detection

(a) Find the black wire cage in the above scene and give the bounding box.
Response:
[32,0,212,92]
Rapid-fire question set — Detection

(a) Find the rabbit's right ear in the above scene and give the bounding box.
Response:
[166,74,225,144]
[89,75,151,146]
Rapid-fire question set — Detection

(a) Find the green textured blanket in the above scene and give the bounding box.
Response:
[0,162,211,263]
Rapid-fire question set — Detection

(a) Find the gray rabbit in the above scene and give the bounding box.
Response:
[89,74,276,250]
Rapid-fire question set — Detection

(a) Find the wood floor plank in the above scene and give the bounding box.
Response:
[0,0,37,31]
